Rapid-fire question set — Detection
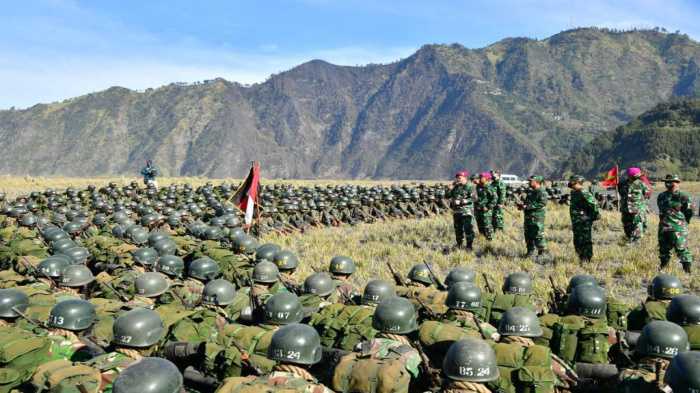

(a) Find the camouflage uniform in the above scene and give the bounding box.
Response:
[475,183,497,241]
[569,188,599,261]
[657,189,693,268]
[619,177,650,242]
[216,371,334,393]
[521,185,548,256]
[448,183,475,248]
[617,358,670,393]
[491,178,507,231]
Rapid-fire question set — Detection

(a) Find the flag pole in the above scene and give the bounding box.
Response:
[615,164,621,212]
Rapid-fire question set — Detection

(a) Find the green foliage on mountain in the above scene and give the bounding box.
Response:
[0,28,699,179]
[562,99,700,180]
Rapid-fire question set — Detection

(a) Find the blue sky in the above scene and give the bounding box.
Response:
[1,0,699,109]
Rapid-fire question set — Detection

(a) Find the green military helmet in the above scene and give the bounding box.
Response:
[131,247,159,267]
[443,338,500,382]
[268,323,322,366]
[329,256,356,275]
[59,265,95,287]
[135,272,170,298]
[649,273,684,300]
[61,246,90,264]
[112,308,165,348]
[407,263,434,286]
[228,227,246,241]
[128,227,149,245]
[113,357,183,393]
[567,274,598,292]
[668,295,700,326]
[503,272,533,295]
[637,320,689,359]
[52,238,77,254]
[263,292,304,325]
[202,226,222,241]
[665,174,682,184]
[202,279,236,306]
[152,239,176,256]
[93,213,108,227]
[303,272,334,297]
[156,255,184,278]
[498,307,543,337]
[48,299,96,331]
[166,215,180,227]
[234,235,259,255]
[140,214,159,227]
[252,261,279,284]
[20,214,37,227]
[0,289,29,318]
[362,279,395,306]
[37,256,71,278]
[273,250,299,272]
[665,351,700,393]
[372,296,418,334]
[445,267,476,288]
[445,282,482,312]
[147,232,170,247]
[567,285,607,318]
[568,175,585,187]
[43,228,70,243]
[62,221,82,235]
[255,243,282,263]
[188,257,220,282]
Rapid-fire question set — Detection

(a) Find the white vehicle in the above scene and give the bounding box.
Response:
[501,174,527,187]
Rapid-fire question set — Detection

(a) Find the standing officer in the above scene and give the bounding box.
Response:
[448,171,475,250]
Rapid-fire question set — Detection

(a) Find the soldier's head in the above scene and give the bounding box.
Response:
[665,351,700,393]
[445,267,475,288]
[498,307,542,338]
[470,174,479,185]
[267,324,322,367]
[479,172,492,185]
[568,175,585,191]
[649,274,684,300]
[112,357,183,393]
[636,320,689,359]
[329,256,356,279]
[665,174,681,191]
[443,338,499,385]
[362,280,395,306]
[48,299,96,332]
[372,296,418,335]
[455,171,469,184]
[112,308,165,350]
[490,170,501,180]
[407,264,434,287]
[626,167,642,179]
[528,175,543,189]
[0,289,29,320]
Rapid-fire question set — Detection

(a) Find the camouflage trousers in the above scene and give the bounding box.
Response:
[475,210,494,241]
[658,228,692,265]
[524,218,546,254]
[492,206,504,231]
[572,222,593,261]
[453,214,475,247]
[621,212,644,242]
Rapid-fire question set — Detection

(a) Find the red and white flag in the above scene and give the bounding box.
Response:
[600,166,618,188]
[232,162,261,225]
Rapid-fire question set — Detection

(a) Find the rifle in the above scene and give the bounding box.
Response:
[21,256,57,289]
[548,276,566,314]
[101,280,131,303]
[277,274,300,295]
[228,337,264,376]
[387,262,407,286]
[12,306,46,328]
[411,339,442,390]
[482,273,494,293]
[247,273,261,321]
[415,297,440,320]
[423,261,446,291]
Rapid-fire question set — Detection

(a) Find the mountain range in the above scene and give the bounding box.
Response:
[1,27,698,179]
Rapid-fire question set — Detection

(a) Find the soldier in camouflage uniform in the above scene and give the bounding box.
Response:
[627,274,683,331]
[215,324,334,393]
[618,320,689,393]
[475,172,496,241]
[490,170,506,232]
[568,175,600,261]
[517,175,548,257]
[619,167,651,243]
[657,174,694,272]
[448,171,475,250]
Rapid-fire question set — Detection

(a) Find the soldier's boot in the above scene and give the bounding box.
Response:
[660,258,670,270]
[683,262,692,274]
[465,240,473,251]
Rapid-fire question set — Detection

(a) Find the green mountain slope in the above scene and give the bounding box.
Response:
[0,28,699,178]
[562,99,700,180]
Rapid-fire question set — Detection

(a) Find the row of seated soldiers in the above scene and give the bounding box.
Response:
[0,218,699,392]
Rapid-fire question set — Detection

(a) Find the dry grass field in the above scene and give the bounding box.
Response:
[3,176,699,309]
